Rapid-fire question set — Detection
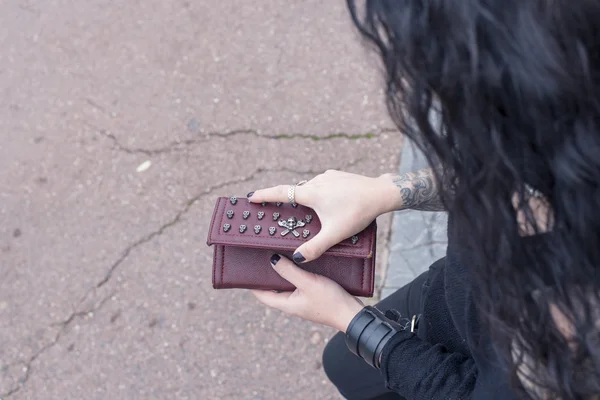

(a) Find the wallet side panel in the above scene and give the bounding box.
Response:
[212,245,374,297]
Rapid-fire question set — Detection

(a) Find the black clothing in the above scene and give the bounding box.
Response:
[323,215,518,399]
[323,268,432,400]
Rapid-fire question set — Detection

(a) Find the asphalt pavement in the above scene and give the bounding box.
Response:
[0,1,404,399]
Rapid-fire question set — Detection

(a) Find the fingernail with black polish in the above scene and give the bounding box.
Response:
[292,252,306,264]
[270,254,281,265]
[247,191,254,198]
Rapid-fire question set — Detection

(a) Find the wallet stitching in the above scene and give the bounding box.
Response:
[218,198,228,237]
[217,231,363,248]
[361,227,373,294]
[221,245,226,284]
[213,246,223,286]
[361,258,365,291]
[214,239,364,256]
[212,246,216,285]
[212,234,372,257]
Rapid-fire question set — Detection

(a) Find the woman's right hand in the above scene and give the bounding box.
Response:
[248,170,400,263]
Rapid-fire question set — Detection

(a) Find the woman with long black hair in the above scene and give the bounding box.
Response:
[249,1,600,398]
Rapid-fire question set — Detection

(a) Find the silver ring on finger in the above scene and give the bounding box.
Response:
[287,184,296,204]
[287,180,308,205]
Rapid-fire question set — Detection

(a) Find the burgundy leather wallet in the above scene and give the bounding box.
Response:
[207,196,377,297]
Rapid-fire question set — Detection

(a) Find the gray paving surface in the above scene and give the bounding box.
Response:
[0,1,402,399]
[381,144,448,300]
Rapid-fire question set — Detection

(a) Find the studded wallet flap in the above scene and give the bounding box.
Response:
[207,196,377,297]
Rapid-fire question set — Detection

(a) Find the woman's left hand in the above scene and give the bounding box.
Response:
[251,254,365,333]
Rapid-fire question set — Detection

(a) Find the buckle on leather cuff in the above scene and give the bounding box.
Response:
[410,314,422,333]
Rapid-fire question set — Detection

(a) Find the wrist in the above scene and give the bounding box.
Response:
[336,297,365,333]
[373,174,405,213]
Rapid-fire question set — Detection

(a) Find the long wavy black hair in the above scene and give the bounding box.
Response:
[348,0,600,398]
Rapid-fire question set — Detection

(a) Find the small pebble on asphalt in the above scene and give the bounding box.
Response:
[136,160,152,172]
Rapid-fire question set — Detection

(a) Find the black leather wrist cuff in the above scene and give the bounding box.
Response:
[345,306,407,369]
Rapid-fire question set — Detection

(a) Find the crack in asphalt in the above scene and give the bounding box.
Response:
[269,129,397,140]
[91,159,362,292]
[90,125,398,156]
[1,293,114,399]
[0,159,363,398]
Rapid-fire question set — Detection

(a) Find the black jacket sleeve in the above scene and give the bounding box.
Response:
[381,331,478,399]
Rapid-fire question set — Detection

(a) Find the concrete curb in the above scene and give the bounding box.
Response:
[380,143,448,299]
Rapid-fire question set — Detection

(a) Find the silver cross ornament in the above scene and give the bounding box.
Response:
[278,216,306,237]
[226,210,234,219]
[257,211,265,220]
[243,211,250,220]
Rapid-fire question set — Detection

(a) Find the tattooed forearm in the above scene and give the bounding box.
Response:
[391,169,446,211]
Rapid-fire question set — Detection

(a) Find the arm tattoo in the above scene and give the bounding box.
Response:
[392,169,446,211]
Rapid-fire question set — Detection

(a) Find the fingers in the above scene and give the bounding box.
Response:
[270,254,317,287]
[247,184,288,203]
[248,184,309,205]
[250,254,318,312]
[250,290,291,311]
[292,228,339,263]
